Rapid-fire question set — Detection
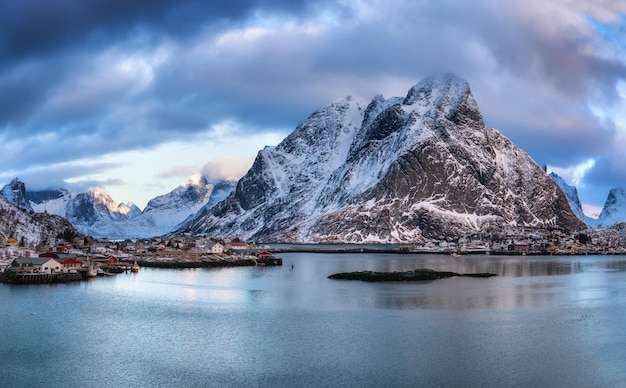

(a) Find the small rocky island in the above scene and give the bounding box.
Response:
[328,268,497,282]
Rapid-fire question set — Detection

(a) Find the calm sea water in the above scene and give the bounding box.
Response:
[2,253,626,387]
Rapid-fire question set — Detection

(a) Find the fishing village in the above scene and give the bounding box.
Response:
[0,237,283,284]
[2,224,626,284]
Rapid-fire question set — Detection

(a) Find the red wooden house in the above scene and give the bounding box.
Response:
[39,252,84,268]
[106,255,120,264]
[256,251,275,260]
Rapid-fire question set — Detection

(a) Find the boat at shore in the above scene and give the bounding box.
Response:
[131,260,140,273]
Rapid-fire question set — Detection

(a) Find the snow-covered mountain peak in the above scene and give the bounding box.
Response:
[1,177,33,213]
[488,172,626,229]
[86,187,116,210]
[403,73,476,116]
[607,188,626,203]
[118,202,142,218]
[233,94,365,213]
[25,173,233,239]
[29,187,74,215]
[181,173,206,188]
[327,73,485,203]
[144,174,213,211]
[87,187,108,199]
[595,187,626,228]
[177,75,584,242]
[279,95,363,155]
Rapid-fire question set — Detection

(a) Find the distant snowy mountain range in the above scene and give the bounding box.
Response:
[1,175,234,239]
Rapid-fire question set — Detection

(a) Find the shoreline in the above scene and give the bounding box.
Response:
[268,246,626,256]
[133,257,257,268]
[124,254,282,269]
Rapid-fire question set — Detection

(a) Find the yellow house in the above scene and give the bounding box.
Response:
[6,237,18,246]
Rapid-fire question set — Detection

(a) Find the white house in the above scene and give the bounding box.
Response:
[227,242,249,251]
[207,243,224,254]
[11,257,62,273]
[91,243,108,254]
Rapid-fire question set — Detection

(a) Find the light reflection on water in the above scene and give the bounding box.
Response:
[276,252,626,310]
[2,253,626,387]
[97,253,626,312]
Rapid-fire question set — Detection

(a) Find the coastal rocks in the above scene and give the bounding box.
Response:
[327,268,497,282]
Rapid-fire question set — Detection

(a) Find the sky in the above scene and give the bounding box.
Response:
[0,0,625,214]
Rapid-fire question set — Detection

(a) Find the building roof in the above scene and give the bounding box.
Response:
[13,257,60,266]
[39,252,81,260]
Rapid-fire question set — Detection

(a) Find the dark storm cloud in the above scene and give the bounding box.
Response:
[0,161,123,191]
[0,60,63,127]
[0,0,328,68]
[0,0,324,127]
[0,0,342,168]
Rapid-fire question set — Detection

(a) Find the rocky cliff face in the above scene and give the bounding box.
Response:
[1,177,33,213]
[549,172,592,227]
[177,74,585,243]
[0,195,80,247]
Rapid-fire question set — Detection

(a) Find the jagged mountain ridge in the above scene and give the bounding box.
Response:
[68,188,141,225]
[118,175,235,239]
[547,173,626,229]
[27,186,141,237]
[177,74,585,243]
[26,175,234,239]
[594,188,626,228]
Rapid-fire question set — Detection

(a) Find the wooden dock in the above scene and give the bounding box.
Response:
[0,272,82,284]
